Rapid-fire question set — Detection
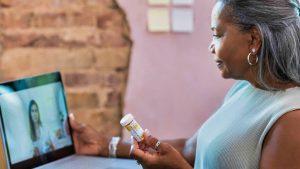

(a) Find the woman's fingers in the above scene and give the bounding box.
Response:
[131,140,146,161]
[69,113,85,154]
[131,140,157,165]
[137,129,151,151]
[135,132,167,154]
[144,129,150,137]
[131,135,175,168]
[69,113,86,133]
[145,135,160,150]
[72,133,80,153]
[144,135,170,155]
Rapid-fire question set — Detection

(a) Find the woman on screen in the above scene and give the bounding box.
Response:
[28,99,55,157]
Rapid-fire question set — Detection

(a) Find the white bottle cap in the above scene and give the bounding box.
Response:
[120,113,134,127]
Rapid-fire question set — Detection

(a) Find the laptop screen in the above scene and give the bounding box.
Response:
[0,72,75,169]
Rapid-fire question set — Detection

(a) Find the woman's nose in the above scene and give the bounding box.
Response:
[208,43,215,53]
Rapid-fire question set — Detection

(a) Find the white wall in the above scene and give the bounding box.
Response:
[118,0,234,140]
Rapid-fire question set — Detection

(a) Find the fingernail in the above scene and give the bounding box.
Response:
[130,136,134,143]
[79,123,86,128]
[69,113,75,119]
[145,129,150,135]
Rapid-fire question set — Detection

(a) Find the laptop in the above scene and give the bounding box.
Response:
[0,72,142,169]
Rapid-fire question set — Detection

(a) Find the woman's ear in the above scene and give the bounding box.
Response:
[250,27,262,52]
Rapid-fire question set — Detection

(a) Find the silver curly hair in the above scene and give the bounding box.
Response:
[217,0,300,90]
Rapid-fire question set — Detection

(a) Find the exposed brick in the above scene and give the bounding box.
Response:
[30,9,97,28]
[64,72,102,87]
[2,27,104,49]
[72,111,103,132]
[3,34,85,48]
[73,109,122,136]
[34,0,116,8]
[98,109,122,136]
[106,73,123,88]
[105,90,121,108]
[0,0,12,7]
[94,47,130,69]
[0,33,3,55]
[0,0,85,8]
[64,70,127,91]
[102,71,126,88]
[96,9,124,29]
[85,0,115,7]
[0,9,33,29]
[0,49,31,80]
[96,12,114,29]
[0,13,3,27]
[0,48,95,79]
[100,30,132,47]
[66,92,99,110]
[0,5,124,29]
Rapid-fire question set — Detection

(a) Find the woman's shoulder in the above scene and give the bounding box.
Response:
[260,109,300,168]
[269,109,300,135]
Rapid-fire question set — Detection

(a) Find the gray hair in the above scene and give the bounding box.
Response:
[217,0,300,90]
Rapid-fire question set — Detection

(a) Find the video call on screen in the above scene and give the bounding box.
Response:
[0,82,72,164]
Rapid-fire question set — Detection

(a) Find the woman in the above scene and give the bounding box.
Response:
[28,100,55,157]
[69,0,300,168]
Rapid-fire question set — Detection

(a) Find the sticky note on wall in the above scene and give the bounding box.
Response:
[148,0,170,5]
[172,0,194,5]
[148,8,170,32]
[171,8,194,32]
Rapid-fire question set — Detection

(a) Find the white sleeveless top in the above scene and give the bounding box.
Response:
[194,80,300,169]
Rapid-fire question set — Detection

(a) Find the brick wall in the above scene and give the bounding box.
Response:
[0,0,132,137]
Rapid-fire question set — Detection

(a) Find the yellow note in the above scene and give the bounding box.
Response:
[148,8,170,32]
[148,0,170,5]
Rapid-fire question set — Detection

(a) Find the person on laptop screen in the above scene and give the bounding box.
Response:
[28,99,55,157]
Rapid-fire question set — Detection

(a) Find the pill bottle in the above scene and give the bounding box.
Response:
[120,113,144,142]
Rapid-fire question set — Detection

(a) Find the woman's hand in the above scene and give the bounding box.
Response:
[69,113,110,157]
[131,134,193,169]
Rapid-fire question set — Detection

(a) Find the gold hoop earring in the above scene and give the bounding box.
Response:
[247,52,258,66]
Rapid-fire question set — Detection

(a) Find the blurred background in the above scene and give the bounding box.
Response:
[0,0,233,141]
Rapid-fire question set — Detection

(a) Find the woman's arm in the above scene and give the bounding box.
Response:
[163,132,198,166]
[70,113,197,164]
[259,110,300,169]
[116,133,197,165]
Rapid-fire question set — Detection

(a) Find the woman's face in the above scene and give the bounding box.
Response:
[209,2,254,80]
[31,104,39,123]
